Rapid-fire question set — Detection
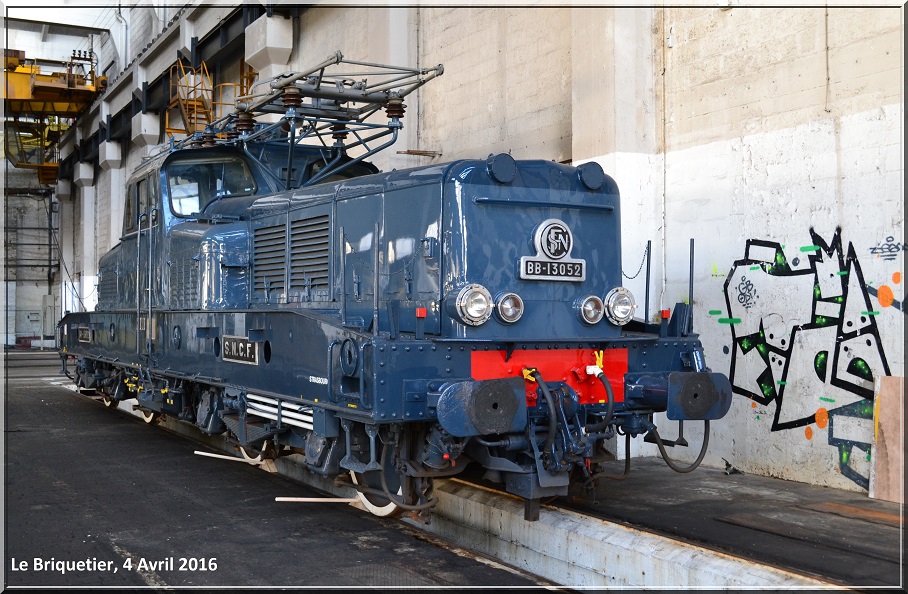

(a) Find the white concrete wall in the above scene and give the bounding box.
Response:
[639,7,901,491]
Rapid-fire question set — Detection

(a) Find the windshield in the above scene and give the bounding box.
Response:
[167,157,257,216]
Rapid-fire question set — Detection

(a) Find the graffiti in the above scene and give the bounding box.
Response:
[722,228,892,489]
[869,236,905,262]
[736,275,758,309]
[867,271,904,313]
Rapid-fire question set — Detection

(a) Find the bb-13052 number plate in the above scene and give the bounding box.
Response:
[520,258,585,281]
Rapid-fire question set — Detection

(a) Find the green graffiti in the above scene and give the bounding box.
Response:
[718,318,741,324]
[814,351,828,380]
[813,283,822,300]
[861,311,880,316]
[836,270,848,276]
[841,450,850,465]
[847,358,874,382]
[819,396,835,403]
[708,310,723,316]
[800,245,821,253]
[739,337,755,353]
[813,315,836,328]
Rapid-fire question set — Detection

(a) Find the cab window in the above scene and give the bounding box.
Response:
[123,184,136,235]
[166,157,256,217]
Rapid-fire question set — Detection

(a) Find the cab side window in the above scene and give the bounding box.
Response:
[123,183,136,235]
[148,175,159,226]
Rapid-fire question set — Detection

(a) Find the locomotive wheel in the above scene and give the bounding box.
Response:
[139,409,160,424]
[349,438,406,518]
[349,468,403,518]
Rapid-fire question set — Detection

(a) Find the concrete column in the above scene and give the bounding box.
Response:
[368,7,420,173]
[58,198,76,315]
[79,185,98,312]
[571,8,618,162]
[245,14,293,82]
[4,282,16,346]
[109,166,126,250]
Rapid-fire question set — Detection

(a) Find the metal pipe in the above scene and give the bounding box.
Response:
[650,420,710,474]
[246,401,314,426]
[530,371,558,454]
[644,239,652,323]
[583,370,615,433]
[339,226,347,325]
[243,408,313,431]
[688,238,695,334]
[147,208,157,352]
[285,117,296,191]
[135,212,145,354]
[372,221,380,336]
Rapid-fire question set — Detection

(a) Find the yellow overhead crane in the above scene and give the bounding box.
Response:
[4,48,106,184]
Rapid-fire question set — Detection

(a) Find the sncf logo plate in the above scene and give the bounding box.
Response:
[222,335,258,365]
[519,219,586,282]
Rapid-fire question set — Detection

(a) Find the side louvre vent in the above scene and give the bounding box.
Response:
[97,268,117,309]
[253,224,287,301]
[169,258,199,309]
[289,215,331,295]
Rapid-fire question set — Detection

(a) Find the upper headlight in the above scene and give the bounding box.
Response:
[495,292,524,324]
[604,287,636,325]
[453,284,493,326]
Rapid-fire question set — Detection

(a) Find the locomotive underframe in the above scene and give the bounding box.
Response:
[60,304,727,516]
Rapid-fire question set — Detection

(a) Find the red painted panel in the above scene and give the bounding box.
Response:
[470,348,627,406]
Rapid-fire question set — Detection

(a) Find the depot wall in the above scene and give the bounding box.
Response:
[55,5,903,493]
[618,7,901,491]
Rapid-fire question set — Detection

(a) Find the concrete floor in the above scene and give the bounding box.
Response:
[3,358,551,589]
[5,352,904,589]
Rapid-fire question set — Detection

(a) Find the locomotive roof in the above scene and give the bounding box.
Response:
[238,156,618,220]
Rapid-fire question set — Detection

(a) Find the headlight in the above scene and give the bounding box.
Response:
[576,295,604,325]
[453,284,493,326]
[495,292,524,324]
[605,287,636,325]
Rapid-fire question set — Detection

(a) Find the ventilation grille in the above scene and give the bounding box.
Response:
[169,258,199,309]
[97,268,118,309]
[289,215,330,292]
[253,224,287,300]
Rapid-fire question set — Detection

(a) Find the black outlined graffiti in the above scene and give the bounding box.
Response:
[723,228,891,489]
[736,275,758,309]
[869,236,905,262]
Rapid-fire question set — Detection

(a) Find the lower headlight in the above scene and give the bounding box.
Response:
[495,292,524,324]
[454,284,493,326]
[605,287,636,325]
[577,295,605,325]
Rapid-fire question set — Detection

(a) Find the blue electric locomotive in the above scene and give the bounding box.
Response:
[59,53,731,520]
